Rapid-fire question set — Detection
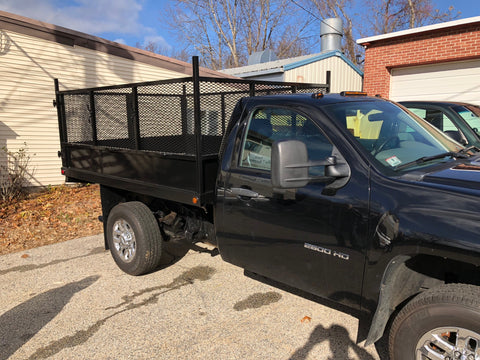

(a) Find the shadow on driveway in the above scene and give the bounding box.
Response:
[289,324,376,360]
[0,275,100,360]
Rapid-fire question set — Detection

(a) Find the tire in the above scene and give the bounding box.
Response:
[106,201,162,276]
[389,283,480,360]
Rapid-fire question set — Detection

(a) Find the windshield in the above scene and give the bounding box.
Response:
[323,100,463,173]
[452,105,480,135]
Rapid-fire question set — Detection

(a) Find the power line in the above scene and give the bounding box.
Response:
[289,0,344,34]
[290,0,321,20]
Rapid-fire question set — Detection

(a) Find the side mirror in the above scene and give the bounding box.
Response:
[272,140,351,189]
[272,140,309,188]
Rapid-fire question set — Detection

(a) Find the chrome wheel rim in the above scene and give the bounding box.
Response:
[416,327,480,360]
[112,219,136,263]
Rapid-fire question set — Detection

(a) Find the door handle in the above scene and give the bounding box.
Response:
[230,187,260,198]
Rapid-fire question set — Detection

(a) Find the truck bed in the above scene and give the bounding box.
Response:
[56,62,328,207]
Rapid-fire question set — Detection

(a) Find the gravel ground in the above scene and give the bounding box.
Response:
[0,234,387,359]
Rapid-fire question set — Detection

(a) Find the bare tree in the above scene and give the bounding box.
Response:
[135,40,191,62]
[299,0,459,64]
[163,0,311,70]
[157,0,459,69]
[362,0,459,35]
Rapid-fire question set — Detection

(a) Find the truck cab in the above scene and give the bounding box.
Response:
[215,93,480,358]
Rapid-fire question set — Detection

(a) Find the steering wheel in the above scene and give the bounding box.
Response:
[373,136,400,156]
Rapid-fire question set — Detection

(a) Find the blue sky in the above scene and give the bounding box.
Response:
[0,0,478,51]
[0,0,172,48]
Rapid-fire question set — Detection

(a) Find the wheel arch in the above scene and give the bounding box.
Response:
[365,253,480,345]
[100,185,127,250]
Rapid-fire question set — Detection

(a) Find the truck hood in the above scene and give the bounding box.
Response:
[422,159,480,190]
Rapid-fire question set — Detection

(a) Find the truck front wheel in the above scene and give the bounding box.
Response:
[389,284,480,360]
[106,201,162,276]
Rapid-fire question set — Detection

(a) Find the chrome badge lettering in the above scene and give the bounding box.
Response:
[333,251,350,261]
[304,243,350,261]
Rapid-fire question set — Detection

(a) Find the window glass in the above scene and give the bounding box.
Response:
[426,110,457,132]
[240,107,333,175]
[408,107,426,119]
[453,105,480,134]
[442,116,458,132]
[408,107,457,132]
[323,101,461,172]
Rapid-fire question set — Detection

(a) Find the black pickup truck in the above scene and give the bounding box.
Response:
[55,59,480,359]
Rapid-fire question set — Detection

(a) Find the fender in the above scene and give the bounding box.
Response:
[365,255,442,345]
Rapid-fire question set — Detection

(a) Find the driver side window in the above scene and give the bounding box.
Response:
[240,107,333,175]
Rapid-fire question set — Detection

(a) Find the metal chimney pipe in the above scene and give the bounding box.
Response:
[320,18,343,52]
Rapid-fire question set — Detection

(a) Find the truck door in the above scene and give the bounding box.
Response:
[218,106,369,309]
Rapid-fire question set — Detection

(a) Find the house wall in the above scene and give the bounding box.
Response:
[284,56,363,93]
[362,22,480,98]
[0,29,186,187]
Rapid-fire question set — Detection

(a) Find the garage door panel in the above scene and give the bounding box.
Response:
[390,59,480,105]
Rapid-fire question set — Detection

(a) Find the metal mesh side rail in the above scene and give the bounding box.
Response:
[63,94,93,144]
[60,78,328,156]
[136,82,197,155]
[197,81,251,155]
[197,81,328,155]
[94,89,133,149]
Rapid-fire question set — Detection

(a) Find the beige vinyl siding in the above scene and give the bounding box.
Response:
[284,56,363,93]
[0,29,186,186]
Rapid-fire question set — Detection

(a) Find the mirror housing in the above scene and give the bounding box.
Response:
[272,140,351,189]
[271,140,309,188]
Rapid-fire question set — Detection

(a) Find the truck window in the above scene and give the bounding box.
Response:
[453,105,480,134]
[240,107,333,175]
[408,107,458,132]
[323,101,461,172]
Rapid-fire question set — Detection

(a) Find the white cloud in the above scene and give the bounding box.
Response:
[113,38,127,45]
[143,35,171,50]
[0,0,149,35]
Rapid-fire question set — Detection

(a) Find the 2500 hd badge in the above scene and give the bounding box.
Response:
[304,243,350,260]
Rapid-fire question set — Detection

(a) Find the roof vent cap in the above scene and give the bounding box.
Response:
[320,18,343,52]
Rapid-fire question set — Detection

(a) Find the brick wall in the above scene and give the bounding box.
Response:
[362,23,480,98]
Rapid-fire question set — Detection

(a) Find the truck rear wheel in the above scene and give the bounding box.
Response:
[389,284,480,360]
[106,201,162,276]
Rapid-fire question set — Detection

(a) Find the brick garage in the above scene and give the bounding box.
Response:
[357,17,480,105]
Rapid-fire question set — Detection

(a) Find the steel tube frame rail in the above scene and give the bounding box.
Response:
[54,57,330,207]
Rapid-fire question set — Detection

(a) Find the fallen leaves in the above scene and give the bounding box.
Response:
[0,184,103,255]
[301,316,312,323]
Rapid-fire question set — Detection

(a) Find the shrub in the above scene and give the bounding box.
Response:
[0,143,35,203]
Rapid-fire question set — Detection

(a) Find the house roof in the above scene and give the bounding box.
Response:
[357,16,480,45]
[0,10,231,78]
[220,50,363,77]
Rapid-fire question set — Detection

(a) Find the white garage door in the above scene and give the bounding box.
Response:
[390,59,480,106]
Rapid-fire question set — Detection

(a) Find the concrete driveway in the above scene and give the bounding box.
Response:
[0,234,387,359]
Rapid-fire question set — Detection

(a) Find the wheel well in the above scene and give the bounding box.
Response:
[405,254,480,286]
[365,254,480,345]
[99,185,214,249]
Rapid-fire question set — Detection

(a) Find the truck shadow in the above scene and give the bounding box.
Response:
[0,275,99,360]
[155,237,218,272]
[245,271,389,359]
[27,265,216,359]
[290,324,376,360]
